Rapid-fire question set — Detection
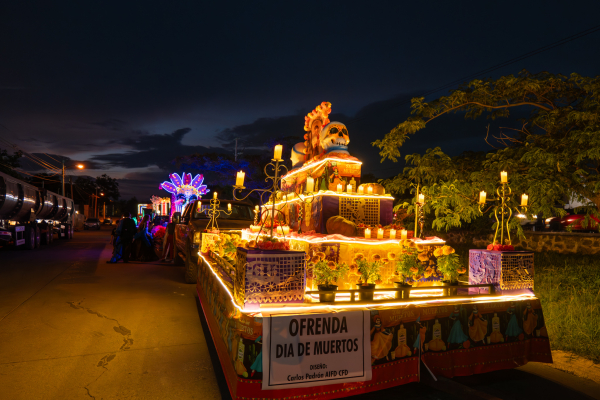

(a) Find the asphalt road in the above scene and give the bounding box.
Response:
[1,227,599,400]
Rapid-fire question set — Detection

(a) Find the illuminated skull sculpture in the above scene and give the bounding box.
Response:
[319,122,349,155]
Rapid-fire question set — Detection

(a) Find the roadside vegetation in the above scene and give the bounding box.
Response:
[535,251,600,363]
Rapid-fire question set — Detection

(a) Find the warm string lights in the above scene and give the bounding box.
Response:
[199,251,536,315]
[281,157,362,182]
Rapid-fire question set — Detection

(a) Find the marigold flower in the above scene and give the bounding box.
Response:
[442,245,455,255]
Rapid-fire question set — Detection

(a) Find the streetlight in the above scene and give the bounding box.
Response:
[62,162,85,197]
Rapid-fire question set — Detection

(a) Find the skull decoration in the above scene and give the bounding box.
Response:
[320,122,349,155]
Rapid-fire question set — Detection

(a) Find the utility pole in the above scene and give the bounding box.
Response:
[62,160,65,196]
[103,202,106,220]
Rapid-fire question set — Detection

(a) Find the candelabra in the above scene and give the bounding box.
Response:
[414,192,426,239]
[203,193,232,232]
[478,171,529,246]
[417,201,425,239]
[233,147,314,239]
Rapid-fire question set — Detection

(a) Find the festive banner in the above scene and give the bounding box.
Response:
[262,311,372,390]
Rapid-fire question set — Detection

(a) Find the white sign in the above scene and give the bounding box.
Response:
[262,311,371,390]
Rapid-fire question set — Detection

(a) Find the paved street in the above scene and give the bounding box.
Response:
[1,227,599,400]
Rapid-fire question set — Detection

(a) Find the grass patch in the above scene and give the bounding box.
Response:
[453,245,600,363]
[535,252,600,363]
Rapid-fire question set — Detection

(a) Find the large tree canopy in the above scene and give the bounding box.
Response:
[374,71,600,234]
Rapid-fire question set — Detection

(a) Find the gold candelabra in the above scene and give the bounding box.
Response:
[478,171,529,246]
[232,146,313,239]
[203,193,232,232]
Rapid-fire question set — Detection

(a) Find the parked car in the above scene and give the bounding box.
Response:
[103,218,113,225]
[84,218,101,230]
[174,199,254,283]
[516,214,538,230]
[545,210,600,232]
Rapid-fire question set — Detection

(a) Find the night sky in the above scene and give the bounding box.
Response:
[1,1,599,200]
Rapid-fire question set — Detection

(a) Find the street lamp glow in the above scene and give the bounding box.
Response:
[100,192,104,196]
[77,164,84,169]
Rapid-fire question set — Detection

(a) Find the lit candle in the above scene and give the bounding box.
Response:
[347,184,353,193]
[364,228,371,238]
[337,183,342,193]
[400,229,408,240]
[282,226,290,235]
[274,144,283,160]
[227,203,231,211]
[521,194,528,206]
[367,186,373,194]
[377,228,383,239]
[306,176,315,193]
[390,229,396,239]
[213,192,217,199]
[358,186,364,194]
[501,171,508,183]
[479,191,487,204]
[236,170,245,186]
[418,193,425,203]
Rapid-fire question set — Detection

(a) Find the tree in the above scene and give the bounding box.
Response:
[0,148,24,178]
[96,174,120,200]
[174,148,293,203]
[374,71,600,235]
[74,176,97,204]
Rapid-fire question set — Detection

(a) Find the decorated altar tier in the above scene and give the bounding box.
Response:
[197,253,551,400]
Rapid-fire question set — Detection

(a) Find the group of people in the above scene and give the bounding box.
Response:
[108,213,159,263]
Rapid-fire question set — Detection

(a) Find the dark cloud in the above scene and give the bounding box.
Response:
[213,93,503,178]
[91,128,229,169]
[91,119,128,131]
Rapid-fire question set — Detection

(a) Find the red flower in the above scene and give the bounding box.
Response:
[493,244,502,251]
[487,244,494,250]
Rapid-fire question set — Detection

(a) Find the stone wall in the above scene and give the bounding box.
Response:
[512,232,600,254]
[441,231,600,255]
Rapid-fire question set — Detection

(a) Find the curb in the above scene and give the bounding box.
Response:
[549,350,600,385]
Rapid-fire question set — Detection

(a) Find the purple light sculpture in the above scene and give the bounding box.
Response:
[160,172,209,215]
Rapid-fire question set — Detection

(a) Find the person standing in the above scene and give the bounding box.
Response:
[108,212,137,263]
[161,218,176,262]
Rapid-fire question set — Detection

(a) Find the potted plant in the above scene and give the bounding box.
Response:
[355,257,381,301]
[394,243,423,299]
[433,245,465,296]
[312,257,349,303]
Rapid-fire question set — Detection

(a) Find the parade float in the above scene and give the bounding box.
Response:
[195,102,552,400]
